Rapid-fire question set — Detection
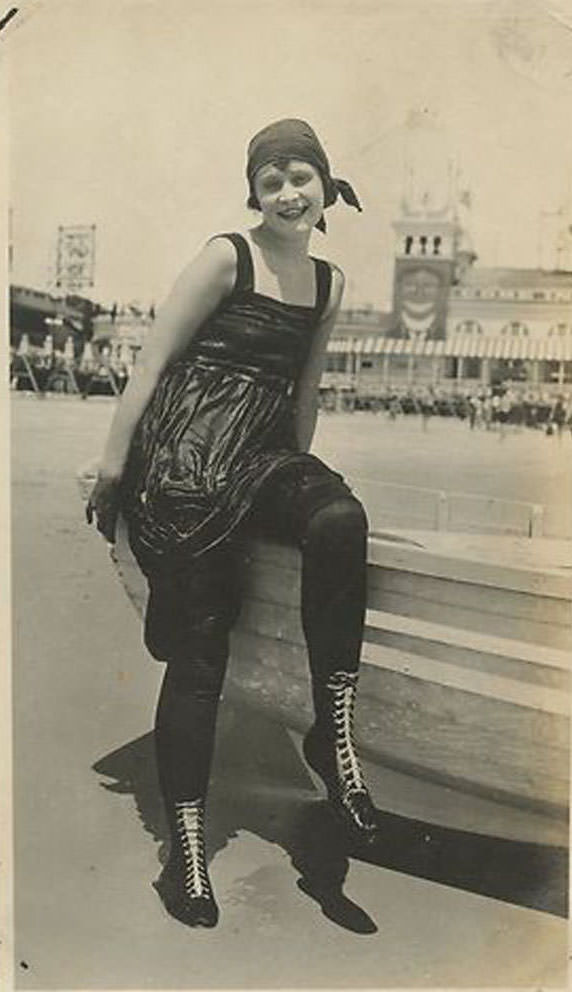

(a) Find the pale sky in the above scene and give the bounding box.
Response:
[7,0,572,309]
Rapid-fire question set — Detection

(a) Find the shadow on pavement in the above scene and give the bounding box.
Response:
[93,697,568,930]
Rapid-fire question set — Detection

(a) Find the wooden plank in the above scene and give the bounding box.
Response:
[366,621,570,691]
[366,586,571,650]
[225,650,569,813]
[366,609,572,673]
[242,558,571,646]
[232,626,569,719]
[361,641,569,717]
[367,567,571,626]
[237,598,571,692]
[244,555,571,628]
[367,534,572,599]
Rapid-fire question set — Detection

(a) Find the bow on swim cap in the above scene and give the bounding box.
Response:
[246,118,362,233]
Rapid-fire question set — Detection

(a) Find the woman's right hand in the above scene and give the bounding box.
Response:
[86,471,122,543]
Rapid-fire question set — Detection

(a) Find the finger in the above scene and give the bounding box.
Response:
[97,513,116,544]
[95,514,110,541]
[106,508,119,544]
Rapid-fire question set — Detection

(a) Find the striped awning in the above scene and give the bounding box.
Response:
[327,334,572,361]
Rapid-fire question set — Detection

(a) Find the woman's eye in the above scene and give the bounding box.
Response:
[292,173,311,186]
[261,178,282,193]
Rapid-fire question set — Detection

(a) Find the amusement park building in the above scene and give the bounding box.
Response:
[324,198,572,396]
[10,193,572,397]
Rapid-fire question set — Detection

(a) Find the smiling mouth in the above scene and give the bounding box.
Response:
[278,206,308,219]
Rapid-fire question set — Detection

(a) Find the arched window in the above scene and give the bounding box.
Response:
[548,323,571,337]
[500,321,529,336]
[455,320,483,335]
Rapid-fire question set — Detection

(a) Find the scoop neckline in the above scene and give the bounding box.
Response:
[241,232,320,310]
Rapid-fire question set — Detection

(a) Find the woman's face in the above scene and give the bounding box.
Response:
[253,159,325,236]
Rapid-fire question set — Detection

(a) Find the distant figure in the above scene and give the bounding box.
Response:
[388,394,402,420]
[468,394,482,430]
[419,389,434,431]
[497,392,512,439]
[552,396,567,438]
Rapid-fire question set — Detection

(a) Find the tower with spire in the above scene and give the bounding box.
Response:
[390,160,477,338]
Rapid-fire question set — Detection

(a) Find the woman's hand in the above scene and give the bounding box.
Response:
[86,472,122,543]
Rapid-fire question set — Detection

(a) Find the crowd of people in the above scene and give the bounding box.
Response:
[9,347,131,397]
[321,384,572,434]
[11,347,572,437]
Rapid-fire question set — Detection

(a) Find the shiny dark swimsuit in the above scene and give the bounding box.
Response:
[122,232,364,663]
[120,233,377,928]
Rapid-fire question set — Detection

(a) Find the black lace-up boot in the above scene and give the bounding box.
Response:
[154,798,219,928]
[303,671,378,844]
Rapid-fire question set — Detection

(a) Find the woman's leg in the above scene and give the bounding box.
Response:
[155,642,227,808]
[300,497,378,842]
[147,547,242,927]
[250,465,378,842]
[300,496,367,689]
[152,624,229,928]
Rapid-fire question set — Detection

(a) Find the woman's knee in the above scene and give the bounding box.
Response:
[164,618,230,694]
[306,496,368,550]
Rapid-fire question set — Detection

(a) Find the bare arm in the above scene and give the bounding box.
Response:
[99,237,236,478]
[293,264,345,452]
[86,237,236,541]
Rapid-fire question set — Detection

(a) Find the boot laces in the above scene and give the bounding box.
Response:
[326,672,367,796]
[174,800,212,900]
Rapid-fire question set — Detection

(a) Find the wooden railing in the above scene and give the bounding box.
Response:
[349,477,546,538]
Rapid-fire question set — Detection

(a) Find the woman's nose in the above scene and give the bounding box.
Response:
[278,182,299,201]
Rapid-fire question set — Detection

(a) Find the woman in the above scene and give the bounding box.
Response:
[87,118,379,929]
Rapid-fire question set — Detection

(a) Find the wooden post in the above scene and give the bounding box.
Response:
[529,504,545,538]
[19,355,41,394]
[407,354,414,386]
[382,354,390,387]
[101,357,120,397]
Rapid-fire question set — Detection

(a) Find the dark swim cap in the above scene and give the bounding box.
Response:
[246,118,362,232]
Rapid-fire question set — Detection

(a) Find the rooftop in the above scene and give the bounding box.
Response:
[458,267,572,290]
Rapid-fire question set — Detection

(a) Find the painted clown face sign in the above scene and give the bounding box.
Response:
[394,264,447,338]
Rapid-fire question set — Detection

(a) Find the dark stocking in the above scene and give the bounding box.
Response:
[300,498,378,842]
[300,497,367,711]
[153,623,229,927]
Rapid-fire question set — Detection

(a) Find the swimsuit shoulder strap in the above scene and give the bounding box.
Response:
[208,232,254,294]
[313,257,333,321]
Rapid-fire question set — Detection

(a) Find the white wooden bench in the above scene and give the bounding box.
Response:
[78,468,571,817]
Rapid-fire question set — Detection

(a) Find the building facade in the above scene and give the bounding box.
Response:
[323,195,572,397]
